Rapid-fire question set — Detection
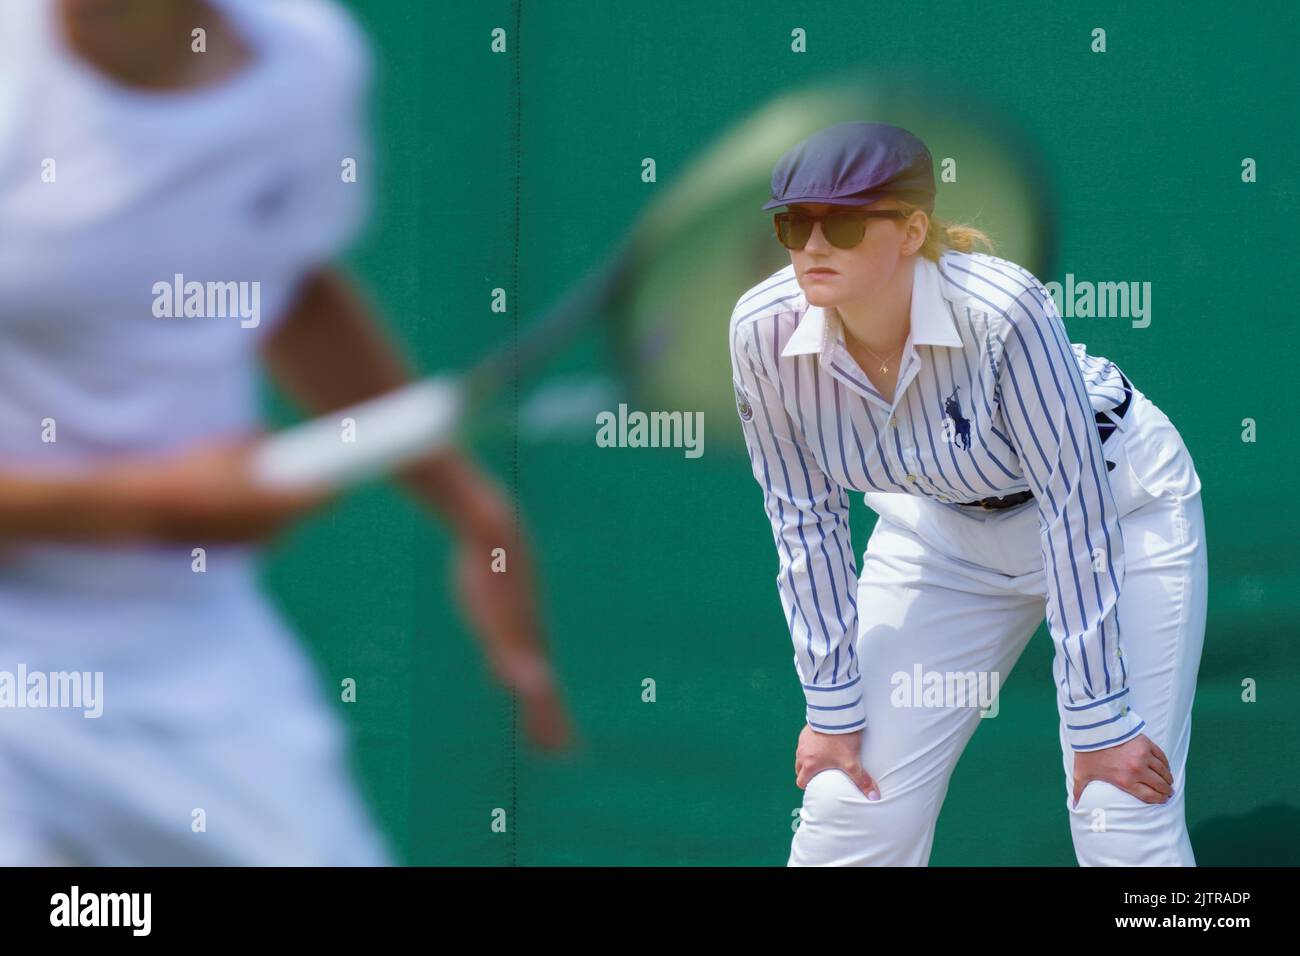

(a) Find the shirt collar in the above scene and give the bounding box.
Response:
[780,254,969,358]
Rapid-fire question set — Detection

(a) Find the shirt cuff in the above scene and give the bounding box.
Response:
[803,676,867,734]
[1061,688,1146,751]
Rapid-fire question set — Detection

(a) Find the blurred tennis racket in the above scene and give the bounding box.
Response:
[252,69,1057,488]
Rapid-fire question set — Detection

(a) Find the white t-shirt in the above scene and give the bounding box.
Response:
[0,0,372,599]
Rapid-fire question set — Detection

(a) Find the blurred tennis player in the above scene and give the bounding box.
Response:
[0,0,570,865]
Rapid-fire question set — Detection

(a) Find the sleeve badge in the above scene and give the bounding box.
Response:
[734,382,754,422]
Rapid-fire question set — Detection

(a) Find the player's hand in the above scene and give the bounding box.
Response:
[450,534,575,752]
[794,724,880,799]
[103,435,333,543]
[1071,733,1173,807]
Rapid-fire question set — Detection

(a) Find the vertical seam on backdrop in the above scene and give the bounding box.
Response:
[509,0,522,868]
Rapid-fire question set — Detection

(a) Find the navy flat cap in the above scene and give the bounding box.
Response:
[762,121,936,212]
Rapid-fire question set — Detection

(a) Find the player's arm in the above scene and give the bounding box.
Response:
[259,267,518,539]
[994,286,1144,752]
[729,310,864,734]
[0,472,145,540]
[260,265,571,749]
[0,440,327,544]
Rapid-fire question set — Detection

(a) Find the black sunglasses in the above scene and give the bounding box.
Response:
[773,208,910,250]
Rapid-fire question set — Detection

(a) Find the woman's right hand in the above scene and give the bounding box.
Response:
[100,435,334,544]
[795,724,881,799]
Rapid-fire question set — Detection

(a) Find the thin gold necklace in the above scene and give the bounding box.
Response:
[858,341,905,374]
[837,308,908,374]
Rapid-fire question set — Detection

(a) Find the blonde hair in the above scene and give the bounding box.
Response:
[895,200,996,261]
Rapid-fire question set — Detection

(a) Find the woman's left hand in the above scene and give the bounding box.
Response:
[1071,733,1173,807]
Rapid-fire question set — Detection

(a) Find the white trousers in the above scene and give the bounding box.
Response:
[788,387,1208,866]
[0,581,394,866]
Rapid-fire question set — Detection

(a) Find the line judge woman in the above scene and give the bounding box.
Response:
[728,122,1207,866]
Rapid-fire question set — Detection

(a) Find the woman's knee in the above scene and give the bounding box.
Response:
[1067,779,1194,866]
[788,768,940,866]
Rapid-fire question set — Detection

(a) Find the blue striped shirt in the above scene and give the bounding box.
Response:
[728,250,1144,752]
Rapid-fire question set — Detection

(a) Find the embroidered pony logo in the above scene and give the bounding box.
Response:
[942,386,972,450]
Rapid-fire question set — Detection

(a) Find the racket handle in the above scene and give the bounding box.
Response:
[250,377,465,489]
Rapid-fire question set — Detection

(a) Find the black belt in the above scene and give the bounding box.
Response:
[958,369,1133,510]
[961,490,1035,510]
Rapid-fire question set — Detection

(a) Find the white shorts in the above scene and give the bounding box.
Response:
[0,579,394,866]
[788,386,1208,866]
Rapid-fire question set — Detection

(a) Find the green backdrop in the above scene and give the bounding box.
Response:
[259,0,1299,865]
